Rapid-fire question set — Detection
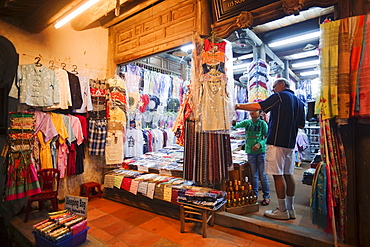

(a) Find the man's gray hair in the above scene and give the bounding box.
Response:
[274,78,290,89]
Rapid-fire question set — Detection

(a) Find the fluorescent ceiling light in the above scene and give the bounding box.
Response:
[284,50,318,60]
[268,30,321,48]
[292,60,320,68]
[54,0,102,29]
[181,44,194,52]
[233,63,251,70]
[300,70,320,76]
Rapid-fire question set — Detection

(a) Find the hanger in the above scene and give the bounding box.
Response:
[61,62,67,70]
[71,65,78,74]
[49,60,57,70]
[35,56,42,67]
[209,26,224,44]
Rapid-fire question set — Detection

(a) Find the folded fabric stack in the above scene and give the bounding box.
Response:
[247,59,270,103]
[103,169,226,209]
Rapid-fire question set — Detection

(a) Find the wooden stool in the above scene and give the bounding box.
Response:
[80,182,102,201]
[180,203,216,238]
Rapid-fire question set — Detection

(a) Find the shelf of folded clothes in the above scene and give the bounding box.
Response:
[122,146,184,177]
[103,169,227,210]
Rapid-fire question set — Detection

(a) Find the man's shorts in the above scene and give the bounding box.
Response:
[265,144,295,175]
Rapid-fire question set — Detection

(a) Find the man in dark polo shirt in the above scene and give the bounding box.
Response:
[235,78,305,220]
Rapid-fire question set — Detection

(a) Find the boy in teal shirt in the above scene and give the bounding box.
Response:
[234,110,270,205]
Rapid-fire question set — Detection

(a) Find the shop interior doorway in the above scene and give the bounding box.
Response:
[118,5,334,237]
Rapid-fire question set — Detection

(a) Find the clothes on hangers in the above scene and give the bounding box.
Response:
[73,74,93,113]
[9,64,59,107]
[44,68,72,110]
[3,112,41,201]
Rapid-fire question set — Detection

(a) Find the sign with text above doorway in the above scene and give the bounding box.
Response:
[212,0,278,22]
[65,195,88,217]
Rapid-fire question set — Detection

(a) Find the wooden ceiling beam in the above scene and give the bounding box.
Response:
[21,0,83,34]
[71,0,159,31]
[99,0,159,29]
[70,0,131,31]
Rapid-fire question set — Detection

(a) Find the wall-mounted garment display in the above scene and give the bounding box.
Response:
[8,62,93,114]
[35,111,58,170]
[105,129,124,165]
[74,114,87,174]
[89,81,107,119]
[2,112,41,201]
[67,72,83,110]
[67,115,84,176]
[44,68,71,110]
[104,76,128,165]
[9,64,59,107]
[33,111,87,177]
[88,118,107,156]
[74,74,93,113]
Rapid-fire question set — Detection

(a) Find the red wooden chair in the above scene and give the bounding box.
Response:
[24,168,60,222]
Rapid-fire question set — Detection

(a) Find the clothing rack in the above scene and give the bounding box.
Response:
[133,62,181,76]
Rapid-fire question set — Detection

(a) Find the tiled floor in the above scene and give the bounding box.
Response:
[243,161,321,231]
[83,197,292,247]
[7,162,322,246]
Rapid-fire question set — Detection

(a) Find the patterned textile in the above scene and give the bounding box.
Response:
[4,151,41,200]
[172,94,193,146]
[317,14,370,119]
[4,112,41,201]
[184,120,231,187]
[88,119,107,155]
[349,15,366,116]
[316,20,340,120]
[317,117,347,240]
[337,17,358,119]
[310,162,330,232]
[354,15,370,116]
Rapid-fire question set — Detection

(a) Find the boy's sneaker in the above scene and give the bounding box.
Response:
[261,198,270,206]
[264,208,290,220]
[289,209,296,219]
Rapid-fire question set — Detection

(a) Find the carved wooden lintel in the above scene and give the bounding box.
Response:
[212,0,340,39]
[236,11,254,29]
[212,11,254,39]
[282,0,304,15]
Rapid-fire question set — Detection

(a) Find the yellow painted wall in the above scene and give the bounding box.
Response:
[0,20,109,209]
[0,20,109,79]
